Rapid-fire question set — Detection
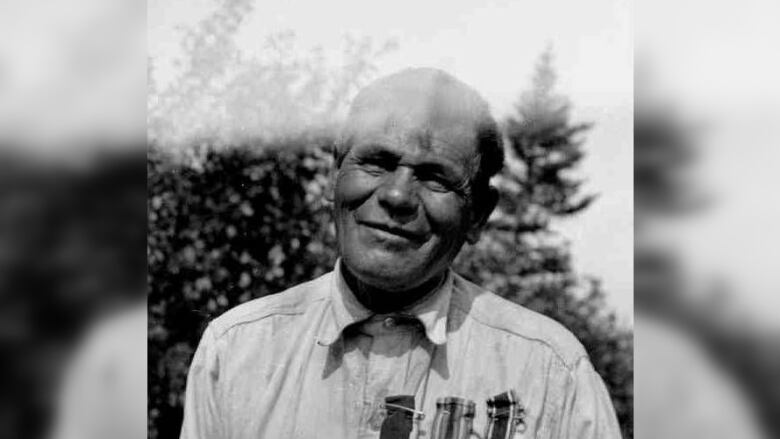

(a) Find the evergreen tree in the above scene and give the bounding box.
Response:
[455,47,596,301]
[454,48,632,438]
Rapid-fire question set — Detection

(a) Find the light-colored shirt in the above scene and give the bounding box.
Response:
[180,263,621,439]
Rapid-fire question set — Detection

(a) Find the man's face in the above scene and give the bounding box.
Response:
[333,102,484,293]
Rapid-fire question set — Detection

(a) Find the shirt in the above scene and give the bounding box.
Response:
[180,262,621,439]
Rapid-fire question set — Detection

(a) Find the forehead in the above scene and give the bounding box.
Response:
[347,109,479,159]
[342,69,496,174]
[344,88,488,166]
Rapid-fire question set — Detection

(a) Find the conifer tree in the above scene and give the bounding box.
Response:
[454,48,632,438]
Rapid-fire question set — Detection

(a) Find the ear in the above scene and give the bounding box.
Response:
[465,186,498,244]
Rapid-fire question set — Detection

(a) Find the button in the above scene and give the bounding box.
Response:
[383,317,396,328]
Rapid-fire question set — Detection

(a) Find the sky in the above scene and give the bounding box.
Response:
[149,0,634,323]
[637,0,780,329]
[0,0,145,151]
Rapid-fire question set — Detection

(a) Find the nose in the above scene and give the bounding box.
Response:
[376,167,419,221]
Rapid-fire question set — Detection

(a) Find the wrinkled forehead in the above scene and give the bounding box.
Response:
[343,69,494,151]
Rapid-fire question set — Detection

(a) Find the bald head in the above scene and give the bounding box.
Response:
[336,68,503,195]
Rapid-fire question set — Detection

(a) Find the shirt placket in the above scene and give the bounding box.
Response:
[340,331,374,439]
[361,318,400,438]
[364,317,430,438]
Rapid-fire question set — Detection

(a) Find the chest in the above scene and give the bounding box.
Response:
[220,328,566,439]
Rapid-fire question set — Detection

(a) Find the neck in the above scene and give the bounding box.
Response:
[340,264,446,314]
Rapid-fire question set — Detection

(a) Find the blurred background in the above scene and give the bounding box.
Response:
[0,154,146,439]
[148,0,633,438]
[1,0,146,438]
[636,0,780,437]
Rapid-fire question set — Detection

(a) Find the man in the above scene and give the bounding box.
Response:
[180,68,620,438]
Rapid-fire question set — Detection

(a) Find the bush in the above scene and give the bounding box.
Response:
[147,142,336,439]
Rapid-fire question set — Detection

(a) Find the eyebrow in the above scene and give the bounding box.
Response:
[358,143,399,158]
[415,161,461,180]
[356,143,467,181]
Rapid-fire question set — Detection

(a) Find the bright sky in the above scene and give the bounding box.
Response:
[0,0,144,151]
[149,0,634,323]
[638,0,780,329]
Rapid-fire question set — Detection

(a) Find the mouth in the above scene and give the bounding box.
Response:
[358,220,426,243]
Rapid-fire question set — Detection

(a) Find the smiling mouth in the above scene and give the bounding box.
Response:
[358,221,426,243]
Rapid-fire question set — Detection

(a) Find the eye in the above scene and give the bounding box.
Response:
[417,172,452,193]
[358,154,396,175]
[422,180,449,192]
[361,161,389,175]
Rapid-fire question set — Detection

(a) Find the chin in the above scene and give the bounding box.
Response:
[343,251,425,292]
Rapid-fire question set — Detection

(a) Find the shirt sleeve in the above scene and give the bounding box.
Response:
[180,324,224,439]
[559,356,622,439]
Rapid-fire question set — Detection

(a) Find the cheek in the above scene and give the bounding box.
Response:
[420,193,469,234]
[335,170,378,209]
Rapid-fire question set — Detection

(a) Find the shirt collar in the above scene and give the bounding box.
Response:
[317,259,452,346]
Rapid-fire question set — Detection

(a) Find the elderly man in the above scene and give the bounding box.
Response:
[180,68,621,438]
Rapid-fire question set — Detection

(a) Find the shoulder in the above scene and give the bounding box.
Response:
[207,271,333,339]
[451,273,587,370]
